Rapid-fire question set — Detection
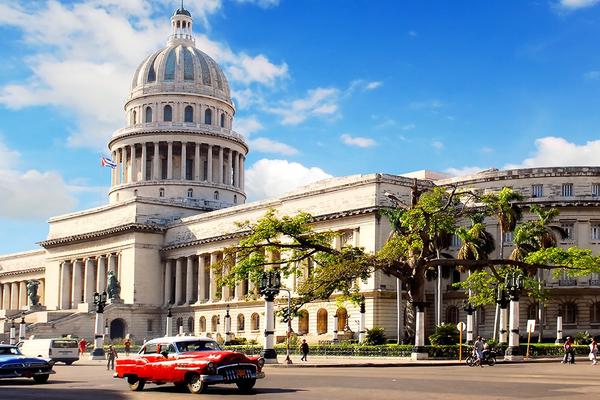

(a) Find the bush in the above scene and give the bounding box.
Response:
[429,323,460,345]
[227,337,247,345]
[365,327,386,345]
[574,331,592,345]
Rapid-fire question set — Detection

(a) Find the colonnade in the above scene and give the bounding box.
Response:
[0,279,45,310]
[58,254,119,310]
[111,141,245,191]
[163,253,253,306]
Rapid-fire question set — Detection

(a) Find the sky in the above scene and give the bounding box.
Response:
[0,0,600,254]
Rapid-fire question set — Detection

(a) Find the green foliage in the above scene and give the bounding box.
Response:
[480,187,524,234]
[525,247,600,278]
[365,327,386,345]
[428,323,460,345]
[574,331,592,345]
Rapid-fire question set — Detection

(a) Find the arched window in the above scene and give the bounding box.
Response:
[211,315,219,332]
[183,48,194,81]
[220,113,225,128]
[251,313,260,331]
[591,302,600,323]
[164,105,172,122]
[176,317,183,332]
[145,106,153,123]
[317,309,328,334]
[560,303,578,324]
[159,188,165,197]
[337,308,348,331]
[133,189,138,197]
[184,105,194,122]
[213,191,219,200]
[187,317,194,334]
[132,110,137,125]
[164,48,176,80]
[446,306,459,325]
[298,310,309,335]
[237,314,245,331]
[204,108,212,125]
[233,195,237,204]
[527,303,538,321]
[199,316,206,332]
[187,188,193,198]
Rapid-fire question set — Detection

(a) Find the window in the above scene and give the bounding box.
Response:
[591,302,600,323]
[199,316,206,332]
[527,303,538,321]
[450,234,461,248]
[562,183,573,197]
[503,231,514,244]
[187,188,193,198]
[233,195,237,204]
[164,105,172,122]
[213,191,219,200]
[147,319,154,332]
[133,189,138,197]
[592,224,600,241]
[220,113,225,128]
[237,314,245,331]
[561,222,574,241]
[159,188,165,197]
[560,303,577,324]
[478,306,486,325]
[298,310,309,335]
[593,183,600,197]
[143,343,158,354]
[531,184,543,198]
[211,315,219,332]
[204,109,212,125]
[184,105,194,123]
[145,106,153,123]
[336,308,348,331]
[317,309,328,334]
[446,306,459,324]
[183,48,194,81]
[132,110,137,125]
[164,48,176,80]
[251,313,260,331]
[187,317,194,334]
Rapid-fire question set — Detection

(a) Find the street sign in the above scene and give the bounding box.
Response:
[527,319,536,333]
[457,322,466,332]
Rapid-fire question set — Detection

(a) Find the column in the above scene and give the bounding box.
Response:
[108,254,117,277]
[261,293,277,363]
[194,143,200,181]
[175,258,183,305]
[556,314,564,344]
[141,142,147,181]
[167,141,173,179]
[153,142,160,180]
[117,148,123,184]
[499,306,509,344]
[506,298,522,360]
[164,260,172,305]
[181,142,187,180]
[411,303,428,360]
[83,257,95,304]
[222,264,230,301]
[129,144,137,182]
[218,147,224,184]
[18,281,27,309]
[233,151,239,187]
[10,282,18,310]
[2,283,9,309]
[240,155,245,191]
[71,260,83,307]
[209,253,218,301]
[111,150,117,186]
[228,149,234,186]
[186,256,194,304]
[197,255,206,303]
[60,261,71,310]
[207,145,213,182]
[96,256,107,293]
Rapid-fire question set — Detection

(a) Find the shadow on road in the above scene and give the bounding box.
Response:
[0,386,128,400]
[0,379,77,386]
[143,385,304,396]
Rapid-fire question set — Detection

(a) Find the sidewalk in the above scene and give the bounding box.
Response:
[264,355,563,368]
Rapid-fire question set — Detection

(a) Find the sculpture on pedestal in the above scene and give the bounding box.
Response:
[107,271,121,300]
[27,280,40,306]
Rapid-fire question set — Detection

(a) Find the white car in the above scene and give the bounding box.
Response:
[17,338,79,365]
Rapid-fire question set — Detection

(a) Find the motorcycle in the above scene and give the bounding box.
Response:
[466,349,497,366]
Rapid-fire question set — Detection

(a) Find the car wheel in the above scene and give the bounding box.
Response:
[187,373,207,394]
[65,361,74,366]
[127,376,146,391]
[33,374,50,384]
[236,378,256,392]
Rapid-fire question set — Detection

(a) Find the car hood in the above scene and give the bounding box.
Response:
[176,351,253,364]
[0,355,51,364]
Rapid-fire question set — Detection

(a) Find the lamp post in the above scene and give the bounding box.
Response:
[224,305,231,345]
[411,302,428,360]
[91,291,108,360]
[463,301,476,344]
[496,286,510,344]
[277,288,293,364]
[18,316,26,342]
[556,309,563,344]
[333,312,339,342]
[359,296,366,343]
[165,308,173,337]
[259,270,281,364]
[9,319,16,345]
[505,271,525,361]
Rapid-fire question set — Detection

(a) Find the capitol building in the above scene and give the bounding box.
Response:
[1,7,600,345]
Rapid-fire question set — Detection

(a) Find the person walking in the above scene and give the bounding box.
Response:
[589,338,598,365]
[78,338,87,356]
[124,338,131,356]
[562,337,575,364]
[473,336,484,368]
[300,339,309,362]
[106,345,118,370]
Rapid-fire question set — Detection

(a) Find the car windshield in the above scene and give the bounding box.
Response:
[175,340,222,353]
[0,347,21,356]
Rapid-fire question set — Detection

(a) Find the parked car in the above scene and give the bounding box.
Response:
[114,336,265,394]
[17,338,79,365]
[0,344,55,383]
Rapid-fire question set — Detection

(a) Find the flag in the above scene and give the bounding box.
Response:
[101,157,117,169]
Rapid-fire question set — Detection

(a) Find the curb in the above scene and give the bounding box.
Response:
[266,358,562,368]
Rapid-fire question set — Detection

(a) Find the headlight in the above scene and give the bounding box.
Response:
[257,357,265,368]
[206,362,216,374]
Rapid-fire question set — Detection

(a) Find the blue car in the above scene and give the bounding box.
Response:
[0,344,55,383]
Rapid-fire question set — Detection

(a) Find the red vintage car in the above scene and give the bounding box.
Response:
[114,336,265,394]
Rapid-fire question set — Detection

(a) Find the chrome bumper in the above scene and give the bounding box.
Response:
[200,371,265,383]
[0,369,55,379]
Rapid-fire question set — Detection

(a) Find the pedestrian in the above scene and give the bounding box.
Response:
[589,338,598,365]
[78,338,87,356]
[106,345,118,370]
[473,336,484,367]
[124,338,131,356]
[300,339,309,362]
[562,337,575,364]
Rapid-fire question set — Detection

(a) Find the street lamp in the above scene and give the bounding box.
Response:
[278,287,293,364]
[358,296,366,343]
[224,305,231,345]
[463,300,476,344]
[259,270,282,364]
[19,316,26,342]
[496,286,510,344]
[505,271,525,361]
[91,291,108,360]
[9,319,16,345]
[165,307,173,336]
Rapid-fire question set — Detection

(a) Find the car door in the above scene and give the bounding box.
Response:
[138,343,160,380]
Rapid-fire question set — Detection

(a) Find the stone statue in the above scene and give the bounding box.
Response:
[27,280,40,306]
[107,271,121,300]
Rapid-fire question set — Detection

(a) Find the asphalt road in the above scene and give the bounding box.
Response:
[0,361,599,400]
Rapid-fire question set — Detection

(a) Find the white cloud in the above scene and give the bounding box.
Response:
[234,115,264,137]
[340,134,376,148]
[409,99,444,110]
[245,159,332,200]
[505,136,600,169]
[267,87,339,125]
[347,80,383,94]
[557,0,600,9]
[444,166,486,177]
[234,0,280,8]
[401,123,416,131]
[0,1,287,150]
[249,138,298,155]
[432,140,444,150]
[584,70,600,80]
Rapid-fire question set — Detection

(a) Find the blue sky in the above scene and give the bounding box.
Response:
[0,0,600,254]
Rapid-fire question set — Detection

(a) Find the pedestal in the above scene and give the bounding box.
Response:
[411,308,428,360]
[108,298,123,304]
[262,299,278,364]
[91,312,106,360]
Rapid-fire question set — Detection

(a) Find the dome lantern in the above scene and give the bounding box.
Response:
[169,1,194,46]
